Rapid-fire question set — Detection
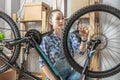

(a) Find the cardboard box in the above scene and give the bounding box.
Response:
[24,2,50,21]
[71,0,89,18]
[0,60,16,80]
[0,69,16,80]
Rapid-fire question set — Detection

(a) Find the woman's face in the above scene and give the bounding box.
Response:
[49,11,65,30]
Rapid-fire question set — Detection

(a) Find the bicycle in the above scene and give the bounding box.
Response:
[0,4,120,80]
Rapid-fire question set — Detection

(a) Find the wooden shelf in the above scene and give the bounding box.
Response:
[19,19,42,23]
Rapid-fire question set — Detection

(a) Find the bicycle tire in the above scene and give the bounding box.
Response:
[0,11,21,73]
[62,4,120,78]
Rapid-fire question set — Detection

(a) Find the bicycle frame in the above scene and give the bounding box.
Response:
[0,33,61,80]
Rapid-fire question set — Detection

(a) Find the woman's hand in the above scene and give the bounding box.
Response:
[79,24,89,52]
[79,24,89,42]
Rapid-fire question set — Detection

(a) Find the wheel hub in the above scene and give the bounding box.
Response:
[91,33,108,50]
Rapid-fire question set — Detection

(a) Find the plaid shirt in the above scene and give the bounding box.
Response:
[39,33,81,67]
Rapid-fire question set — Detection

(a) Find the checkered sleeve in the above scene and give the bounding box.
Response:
[69,33,84,55]
[39,37,49,67]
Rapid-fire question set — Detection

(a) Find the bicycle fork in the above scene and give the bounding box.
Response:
[80,39,101,80]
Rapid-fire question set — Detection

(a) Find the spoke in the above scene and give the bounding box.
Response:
[101,49,111,70]
[102,13,108,32]
[103,48,113,68]
[100,51,107,68]
[102,14,113,33]
[76,54,87,66]
[106,47,118,64]
[107,28,120,38]
[108,40,120,44]
[107,45,120,50]
[109,37,120,41]
[103,18,118,34]
[100,13,104,33]
[104,24,120,38]
[107,46,120,55]
[107,47,120,62]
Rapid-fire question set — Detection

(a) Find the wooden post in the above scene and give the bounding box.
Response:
[21,22,27,37]
[42,11,47,33]
[12,13,17,23]
[89,0,100,80]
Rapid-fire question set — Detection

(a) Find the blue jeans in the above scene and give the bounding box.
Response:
[54,57,80,80]
[46,69,80,80]
[64,70,80,80]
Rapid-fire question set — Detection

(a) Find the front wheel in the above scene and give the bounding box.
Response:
[62,4,120,78]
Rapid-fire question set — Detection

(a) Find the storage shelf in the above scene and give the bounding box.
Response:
[19,19,42,23]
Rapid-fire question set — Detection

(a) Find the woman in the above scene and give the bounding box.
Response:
[39,9,89,80]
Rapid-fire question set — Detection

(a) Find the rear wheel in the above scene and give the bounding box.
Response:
[0,11,21,73]
[62,4,120,78]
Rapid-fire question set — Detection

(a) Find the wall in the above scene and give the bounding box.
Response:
[0,0,5,12]
[0,0,20,16]
[103,0,120,10]
[11,0,20,13]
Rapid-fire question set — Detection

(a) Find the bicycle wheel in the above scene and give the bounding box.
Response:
[62,4,120,78]
[0,11,21,73]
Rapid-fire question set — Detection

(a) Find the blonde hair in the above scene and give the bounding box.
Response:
[47,9,63,31]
